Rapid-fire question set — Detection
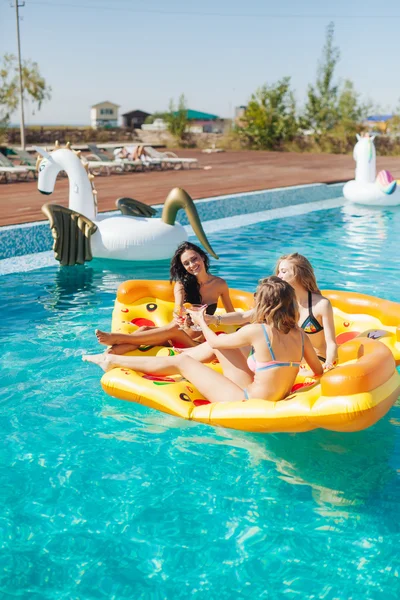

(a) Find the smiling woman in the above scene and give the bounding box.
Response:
[276,253,338,370]
[94,241,235,354]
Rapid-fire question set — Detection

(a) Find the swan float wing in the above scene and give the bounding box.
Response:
[116,197,157,218]
[41,203,98,266]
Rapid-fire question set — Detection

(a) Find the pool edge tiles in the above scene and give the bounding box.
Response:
[186,196,346,236]
[0,183,344,262]
[0,195,346,276]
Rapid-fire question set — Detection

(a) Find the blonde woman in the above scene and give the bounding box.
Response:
[83,277,323,403]
[275,253,337,370]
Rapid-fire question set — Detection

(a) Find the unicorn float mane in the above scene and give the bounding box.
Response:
[376,169,399,195]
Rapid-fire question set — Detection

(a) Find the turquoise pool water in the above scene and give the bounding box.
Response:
[1,203,400,599]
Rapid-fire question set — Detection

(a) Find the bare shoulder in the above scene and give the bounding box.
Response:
[239,322,259,338]
[314,294,333,314]
[213,275,228,286]
[209,275,229,291]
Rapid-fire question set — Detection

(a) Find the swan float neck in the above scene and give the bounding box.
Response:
[35,142,97,221]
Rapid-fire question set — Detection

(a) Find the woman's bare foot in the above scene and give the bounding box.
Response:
[82,353,115,372]
[95,329,122,346]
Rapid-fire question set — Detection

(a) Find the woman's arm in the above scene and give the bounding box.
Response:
[303,334,324,377]
[173,282,185,309]
[219,281,235,313]
[191,309,254,350]
[320,299,338,369]
[207,308,254,326]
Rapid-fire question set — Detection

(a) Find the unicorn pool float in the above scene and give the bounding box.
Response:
[35,142,217,266]
[343,133,400,206]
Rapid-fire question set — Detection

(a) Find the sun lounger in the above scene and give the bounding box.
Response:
[8,148,38,167]
[143,146,198,169]
[100,143,162,171]
[0,152,35,182]
[86,144,145,173]
[5,147,69,178]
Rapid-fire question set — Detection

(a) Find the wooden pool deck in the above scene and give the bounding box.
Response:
[1,150,399,227]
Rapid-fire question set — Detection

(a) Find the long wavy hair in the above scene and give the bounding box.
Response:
[169,242,210,304]
[253,276,298,334]
[276,253,321,294]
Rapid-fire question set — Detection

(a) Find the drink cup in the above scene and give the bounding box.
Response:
[187,304,207,331]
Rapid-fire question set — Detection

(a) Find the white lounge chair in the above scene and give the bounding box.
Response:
[86,144,146,174]
[0,153,35,182]
[81,155,125,176]
[143,146,198,169]
[113,145,162,170]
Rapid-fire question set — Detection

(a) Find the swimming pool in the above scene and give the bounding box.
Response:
[1,202,400,599]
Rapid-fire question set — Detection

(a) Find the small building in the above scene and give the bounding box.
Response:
[234,105,247,127]
[174,109,224,133]
[363,115,393,134]
[235,106,247,120]
[90,101,120,129]
[122,109,152,129]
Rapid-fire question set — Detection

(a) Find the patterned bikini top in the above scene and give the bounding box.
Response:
[300,291,324,335]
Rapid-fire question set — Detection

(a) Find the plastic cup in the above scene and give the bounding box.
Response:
[173,307,186,330]
[187,304,207,331]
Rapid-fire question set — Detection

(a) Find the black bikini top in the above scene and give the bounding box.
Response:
[300,291,324,335]
[206,303,217,315]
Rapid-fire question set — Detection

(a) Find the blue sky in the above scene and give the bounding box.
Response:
[1,0,400,125]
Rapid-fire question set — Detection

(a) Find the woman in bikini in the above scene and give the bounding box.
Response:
[95,241,235,355]
[83,277,323,403]
[196,253,337,372]
[275,253,337,370]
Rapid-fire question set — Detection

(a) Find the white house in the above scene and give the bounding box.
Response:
[90,101,120,129]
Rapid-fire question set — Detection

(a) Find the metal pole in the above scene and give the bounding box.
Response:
[15,1,26,149]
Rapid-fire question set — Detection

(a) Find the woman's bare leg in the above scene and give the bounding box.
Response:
[101,325,154,355]
[106,343,141,355]
[83,352,182,374]
[83,353,246,403]
[213,348,253,389]
[173,341,215,362]
[96,323,199,349]
[173,344,252,388]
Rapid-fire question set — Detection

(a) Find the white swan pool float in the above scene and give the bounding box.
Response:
[343,134,400,206]
[36,143,217,265]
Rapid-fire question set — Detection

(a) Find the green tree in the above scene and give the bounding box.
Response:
[388,99,400,134]
[303,22,340,133]
[336,80,373,132]
[0,53,51,119]
[236,77,299,150]
[167,94,189,144]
